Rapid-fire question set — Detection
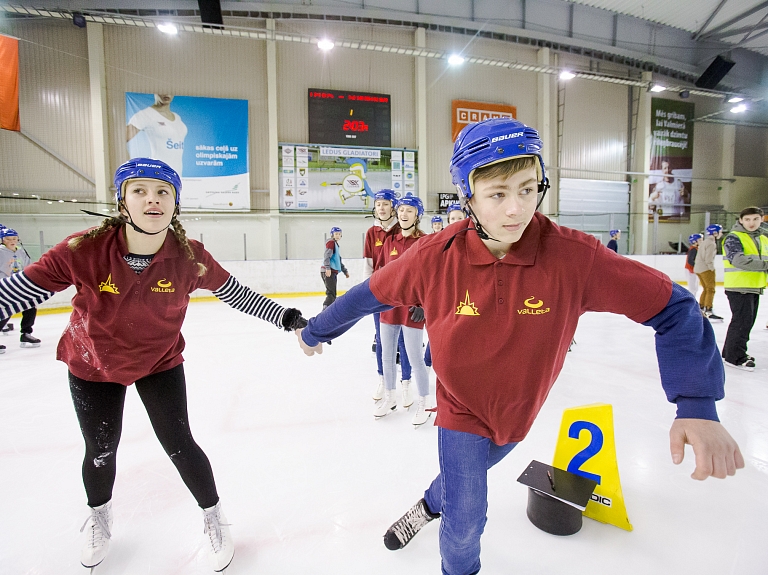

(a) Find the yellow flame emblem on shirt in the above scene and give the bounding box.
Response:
[524,296,544,309]
[456,290,480,316]
[98,273,119,295]
[375,239,383,246]
[390,248,399,256]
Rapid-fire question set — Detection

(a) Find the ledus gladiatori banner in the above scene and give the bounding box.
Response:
[279,143,418,211]
[126,92,250,211]
[648,98,694,223]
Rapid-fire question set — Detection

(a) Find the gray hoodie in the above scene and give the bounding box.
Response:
[723,222,768,295]
[0,245,31,279]
[693,235,716,274]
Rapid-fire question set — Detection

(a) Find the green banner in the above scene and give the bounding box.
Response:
[649,98,694,222]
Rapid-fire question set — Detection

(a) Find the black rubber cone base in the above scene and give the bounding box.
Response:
[526,488,583,536]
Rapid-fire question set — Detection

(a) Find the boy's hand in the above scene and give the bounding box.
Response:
[325,269,332,278]
[295,328,323,356]
[344,271,350,279]
[669,418,744,480]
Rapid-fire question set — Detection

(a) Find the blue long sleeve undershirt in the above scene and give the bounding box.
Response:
[303,280,723,421]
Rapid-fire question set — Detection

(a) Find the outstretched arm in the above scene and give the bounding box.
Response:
[298,278,391,355]
[0,272,55,321]
[643,282,744,479]
[213,275,306,331]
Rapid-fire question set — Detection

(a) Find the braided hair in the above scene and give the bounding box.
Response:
[68,208,206,277]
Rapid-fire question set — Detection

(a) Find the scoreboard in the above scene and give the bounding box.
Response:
[308,89,391,147]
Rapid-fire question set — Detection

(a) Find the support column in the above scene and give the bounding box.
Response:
[720,124,736,210]
[537,47,553,216]
[266,19,282,259]
[415,27,428,204]
[631,72,653,255]
[86,22,110,205]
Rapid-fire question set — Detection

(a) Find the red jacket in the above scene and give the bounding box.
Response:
[377,231,426,329]
[24,227,229,385]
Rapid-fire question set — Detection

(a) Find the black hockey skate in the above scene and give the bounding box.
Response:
[20,333,41,348]
[383,498,440,550]
[1,322,13,334]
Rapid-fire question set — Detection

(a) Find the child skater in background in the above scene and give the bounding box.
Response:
[695,224,725,322]
[606,229,620,253]
[431,215,444,233]
[0,158,307,572]
[686,233,702,297]
[375,193,431,426]
[0,227,41,351]
[446,202,465,225]
[364,189,413,401]
[321,226,349,310]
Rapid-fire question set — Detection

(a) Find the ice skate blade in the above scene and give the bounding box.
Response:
[213,550,234,573]
[20,342,41,348]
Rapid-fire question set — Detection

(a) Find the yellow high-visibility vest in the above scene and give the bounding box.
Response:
[723,231,768,289]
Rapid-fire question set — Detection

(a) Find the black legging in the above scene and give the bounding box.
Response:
[69,364,219,509]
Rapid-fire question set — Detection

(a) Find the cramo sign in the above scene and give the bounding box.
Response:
[490,132,523,143]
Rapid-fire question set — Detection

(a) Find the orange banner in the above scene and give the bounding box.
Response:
[451,99,516,141]
[0,35,20,132]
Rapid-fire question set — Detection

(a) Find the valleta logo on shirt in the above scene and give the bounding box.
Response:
[456,290,480,316]
[518,296,550,315]
[152,279,175,293]
[98,274,120,295]
[390,248,398,256]
[375,239,383,246]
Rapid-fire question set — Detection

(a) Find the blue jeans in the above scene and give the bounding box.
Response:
[424,428,517,575]
[424,341,432,367]
[373,312,411,379]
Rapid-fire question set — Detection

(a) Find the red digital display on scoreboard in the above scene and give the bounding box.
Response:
[308,89,391,147]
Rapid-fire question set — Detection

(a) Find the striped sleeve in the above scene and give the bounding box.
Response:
[212,275,286,329]
[0,272,55,319]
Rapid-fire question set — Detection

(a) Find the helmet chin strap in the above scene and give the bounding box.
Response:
[399,218,418,232]
[122,204,174,236]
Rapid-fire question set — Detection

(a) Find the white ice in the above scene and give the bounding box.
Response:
[1,291,766,575]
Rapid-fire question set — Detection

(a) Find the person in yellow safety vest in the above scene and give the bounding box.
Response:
[721,206,768,371]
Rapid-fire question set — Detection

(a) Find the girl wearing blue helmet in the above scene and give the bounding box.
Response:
[0,158,307,572]
[446,202,465,225]
[375,193,431,426]
[431,215,444,233]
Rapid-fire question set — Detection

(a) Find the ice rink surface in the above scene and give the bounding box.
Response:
[0,291,766,575]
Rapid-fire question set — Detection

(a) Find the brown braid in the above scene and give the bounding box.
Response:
[68,216,127,250]
[170,216,207,276]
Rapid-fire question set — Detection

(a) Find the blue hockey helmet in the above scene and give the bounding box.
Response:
[114,158,182,206]
[449,118,548,202]
[705,224,723,235]
[446,202,463,216]
[396,193,424,218]
[688,233,703,244]
[0,227,18,239]
[431,215,443,224]
[374,189,397,204]
[330,226,342,235]
[609,229,620,237]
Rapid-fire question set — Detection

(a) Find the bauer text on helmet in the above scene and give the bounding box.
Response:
[114,158,181,206]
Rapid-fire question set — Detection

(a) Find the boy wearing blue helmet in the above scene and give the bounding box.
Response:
[0,158,307,572]
[321,226,349,309]
[0,227,40,350]
[296,119,742,575]
[695,223,724,321]
[607,229,620,253]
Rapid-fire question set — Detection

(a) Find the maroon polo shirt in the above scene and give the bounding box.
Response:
[369,213,672,444]
[378,231,426,329]
[24,226,229,385]
[364,221,400,272]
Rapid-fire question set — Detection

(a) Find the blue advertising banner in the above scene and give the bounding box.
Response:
[126,93,249,210]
